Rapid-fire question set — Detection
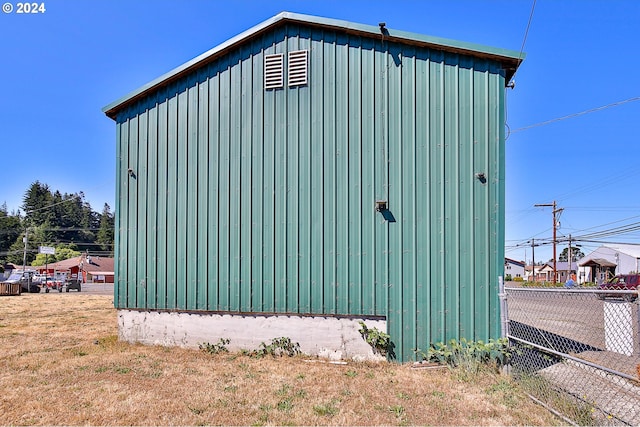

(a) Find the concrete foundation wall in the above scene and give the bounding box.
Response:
[118,310,387,361]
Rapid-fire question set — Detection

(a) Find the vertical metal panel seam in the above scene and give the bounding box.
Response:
[188,77,199,310]
[384,40,390,328]
[202,66,211,310]
[270,37,276,311]
[358,42,364,315]
[398,45,405,358]
[293,32,300,313]
[284,29,292,311]
[306,34,312,313]
[468,62,476,336]
[251,43,263,312]
[167,91,176,308]
[114,122,121,307]
[411,52,418,356]
[319,34,325,312]
[424,54,431,340]
[332,34,338,313]
[149,104,158,310]
[129,115,138,308]
[177,84,188,309]
[454,60,461,338]
[495,70,506,338]
[395,45,404,358]
[369,41,375,315]
[306,31,312,313]
[208,70,220,311]
[140,109,149,309]
[124,117,130,307]
[235,49,243,312]
[482,69,490,330]
[157,91,167,309]
[248,46,255,312]
[216,69,223,310]
[344,37,350,316]
[227,60,233,311]
[437,57,446,334]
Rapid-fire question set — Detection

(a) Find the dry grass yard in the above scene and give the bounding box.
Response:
[0,293,560,426]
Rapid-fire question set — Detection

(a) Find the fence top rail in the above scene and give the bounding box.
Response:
[504,286,639,294]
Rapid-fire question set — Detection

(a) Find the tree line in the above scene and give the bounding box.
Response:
[0,181,114,268]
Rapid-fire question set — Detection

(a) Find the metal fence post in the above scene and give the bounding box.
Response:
[498,275,509,338]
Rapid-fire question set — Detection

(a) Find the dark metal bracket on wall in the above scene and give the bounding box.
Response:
[375,200,396,222]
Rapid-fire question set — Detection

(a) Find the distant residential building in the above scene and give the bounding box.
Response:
[555,261,577,283]
[525,265,541,282]
[35,255,114,283]
[505,258,525,279]
[525,263,555,282]
[578,244,640,284]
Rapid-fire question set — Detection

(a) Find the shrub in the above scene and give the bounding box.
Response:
[199,338,230,354]
[251,337,301,358]
[358,321,394,357]
[419,338,513,375]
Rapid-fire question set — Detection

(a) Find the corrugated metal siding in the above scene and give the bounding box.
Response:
[114,24,506,361]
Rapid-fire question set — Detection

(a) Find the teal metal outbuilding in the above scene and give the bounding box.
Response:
[104,12,522,361]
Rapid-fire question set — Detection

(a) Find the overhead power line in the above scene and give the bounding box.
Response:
[24,195,83,213]
[511,96,640,133]
[516,0,536,70]
[509,217,640,252]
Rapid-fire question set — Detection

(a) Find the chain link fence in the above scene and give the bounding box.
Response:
[505,285,640,425]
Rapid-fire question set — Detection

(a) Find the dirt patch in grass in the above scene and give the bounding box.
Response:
[0,293,561,425]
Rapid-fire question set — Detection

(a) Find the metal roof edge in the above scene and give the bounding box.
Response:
[103,11,524,120]
[281,11,523,61]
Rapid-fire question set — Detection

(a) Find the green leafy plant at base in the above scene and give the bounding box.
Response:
[199,338,230,355]
[358,321,394,357]
[251,337,301,358]
[419,338,514,376]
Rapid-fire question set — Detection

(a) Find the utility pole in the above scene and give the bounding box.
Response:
[534,201,563,283]
[531,239,536,282]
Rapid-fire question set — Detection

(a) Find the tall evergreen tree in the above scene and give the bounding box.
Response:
[96,203,115,254]
[0,203,22,263]
[5,183,114,263]
[22,181,53,227]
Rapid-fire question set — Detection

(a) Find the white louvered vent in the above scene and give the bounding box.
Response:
[264,53,284,90]
[288,50,308,87]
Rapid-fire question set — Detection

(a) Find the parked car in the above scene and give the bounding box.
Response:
[1,271,41,293]
[42,277,64,293]
[596,274,640,302]
[32,273,47,284]
[65,278,81,292]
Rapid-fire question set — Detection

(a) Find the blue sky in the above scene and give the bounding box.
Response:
[1,0,638,264]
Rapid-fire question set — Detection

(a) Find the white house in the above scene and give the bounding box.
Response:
[505,258,525,280]
[577,244,640,284]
